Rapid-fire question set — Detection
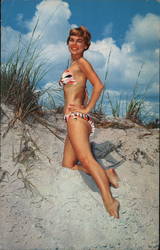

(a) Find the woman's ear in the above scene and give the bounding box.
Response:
[84,45,88,50]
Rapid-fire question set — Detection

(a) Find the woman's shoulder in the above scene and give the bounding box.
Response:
[77,57,93,72]
[77,57,91,66]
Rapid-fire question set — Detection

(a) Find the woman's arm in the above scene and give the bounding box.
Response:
[69,58,104,113]
[79,58,104,112]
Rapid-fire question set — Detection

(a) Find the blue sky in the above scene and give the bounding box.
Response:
[2,0,160,45]
[2,0,160,121]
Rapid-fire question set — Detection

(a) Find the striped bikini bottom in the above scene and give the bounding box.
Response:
[64,112,95,135]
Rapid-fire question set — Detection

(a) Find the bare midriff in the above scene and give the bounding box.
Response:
[63,85,86,114]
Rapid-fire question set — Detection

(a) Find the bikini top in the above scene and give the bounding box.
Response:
[59,69,89,104]
[59,69,77,87]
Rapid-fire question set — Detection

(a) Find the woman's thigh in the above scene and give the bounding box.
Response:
[67,117,93,164]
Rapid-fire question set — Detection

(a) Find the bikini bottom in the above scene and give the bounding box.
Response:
[64,112,95,135]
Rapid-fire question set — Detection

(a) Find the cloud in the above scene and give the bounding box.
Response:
[24,0,72,84]
[2,0,72,83]
[25,0,71,44]
[86,13,159,120]
[90,13,159,89]
[125,13,160,52]
[1,26,24,59]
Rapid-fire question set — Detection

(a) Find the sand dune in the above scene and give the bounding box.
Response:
[0,105,159,250]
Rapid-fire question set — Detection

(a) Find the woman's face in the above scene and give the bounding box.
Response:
[68,35,87,56]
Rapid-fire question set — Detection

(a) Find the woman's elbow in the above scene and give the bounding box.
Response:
[100,84,104,90]
[94,83,104,92]
[99,83,104,92]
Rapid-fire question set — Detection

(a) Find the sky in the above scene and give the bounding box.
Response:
[1,0,160,121]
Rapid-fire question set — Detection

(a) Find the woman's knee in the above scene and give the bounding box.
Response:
[62,159,75,169]
[78,155,92,168]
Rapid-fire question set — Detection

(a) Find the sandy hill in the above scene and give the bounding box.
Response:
[0,104,159,250]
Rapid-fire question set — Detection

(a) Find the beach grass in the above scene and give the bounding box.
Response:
[1,39,44,121]
[0,19,50,121]
[125,63,145,123]
[96,48,112,114]
[1,21,66,143]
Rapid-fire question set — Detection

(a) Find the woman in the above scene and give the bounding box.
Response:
[60,26,120,219]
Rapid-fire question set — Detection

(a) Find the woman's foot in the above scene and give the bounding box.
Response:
[105,199,120,219]
[105,169,120,188]
[71,164,90,174]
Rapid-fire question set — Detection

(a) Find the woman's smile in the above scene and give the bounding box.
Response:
[71,47,78,51]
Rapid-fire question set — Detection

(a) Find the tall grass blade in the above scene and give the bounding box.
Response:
[97,48,112,113]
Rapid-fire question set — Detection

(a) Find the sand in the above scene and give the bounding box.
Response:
[0,105,159,250]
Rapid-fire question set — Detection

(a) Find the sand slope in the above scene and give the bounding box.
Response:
[0,107,159,250]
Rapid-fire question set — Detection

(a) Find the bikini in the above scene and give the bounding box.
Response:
[59,69,77,86]
[59,69,95,135]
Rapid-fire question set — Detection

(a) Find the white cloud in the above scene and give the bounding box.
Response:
[125,13,160,52]
[90,14,159,90]
[25,0,71,44]
[2,0,72,85]
[1,26,24,59]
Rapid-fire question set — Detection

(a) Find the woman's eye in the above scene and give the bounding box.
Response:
[77,39,83,43]
[69,38,84,43]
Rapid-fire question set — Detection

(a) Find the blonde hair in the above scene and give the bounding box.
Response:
[67,26,91,50]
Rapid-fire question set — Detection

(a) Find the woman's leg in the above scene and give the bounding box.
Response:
[62,135,78,169]
[63,135,120,187]
[67,117,120,218]
[63,134,92,174]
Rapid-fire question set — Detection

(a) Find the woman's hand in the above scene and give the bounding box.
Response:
[68,104,89,114]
